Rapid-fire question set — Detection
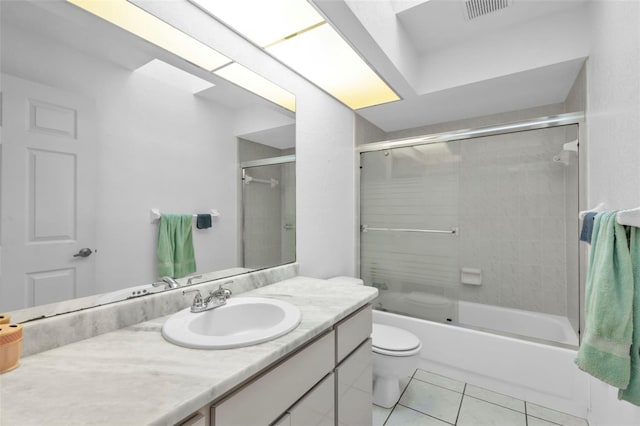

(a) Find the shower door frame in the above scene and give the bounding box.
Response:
[240,154,296,269]
[356,112,586,347]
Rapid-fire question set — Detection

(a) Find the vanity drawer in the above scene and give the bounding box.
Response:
[288,372,334,426]
[335,304,372,363]
[212,331,335,426]
[336,339,372,426]
[178,412,206,426]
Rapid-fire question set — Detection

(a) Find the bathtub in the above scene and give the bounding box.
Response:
[458,301,579,346]
[373,309,590,418]
[377,291,578,346]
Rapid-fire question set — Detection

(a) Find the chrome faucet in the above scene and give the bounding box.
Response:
[183,282,233,313]
[186,274,203,286]
[152,276,180,289]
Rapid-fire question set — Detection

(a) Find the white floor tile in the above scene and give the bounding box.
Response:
[528,416,563,426]
[465,384,525,413]
[374,370,589,426]
[373,404,392,426]
[414,369,465,393]
[399,379,463,424]
[386,405,452,426]
[526,403,588,426]
[457,396,526,426]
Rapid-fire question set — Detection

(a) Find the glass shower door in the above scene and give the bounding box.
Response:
[360,124,580,346]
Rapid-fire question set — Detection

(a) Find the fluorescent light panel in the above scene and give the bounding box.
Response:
[189,0,399,109]
[67,0,231,71]
[135,59,215,94]
[268,23,399,110]
[66,0,294,111]
[215,63,296,112]
[190,0,324,46]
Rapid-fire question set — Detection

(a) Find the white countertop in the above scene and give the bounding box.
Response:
[0,277,377,426]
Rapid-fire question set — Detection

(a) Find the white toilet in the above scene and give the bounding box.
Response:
[328,277,422,408]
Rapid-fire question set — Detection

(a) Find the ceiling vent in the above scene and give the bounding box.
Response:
[464,0,510,20]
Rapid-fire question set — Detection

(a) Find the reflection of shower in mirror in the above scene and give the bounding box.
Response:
[553,139,578,165]
[244,175,279,188]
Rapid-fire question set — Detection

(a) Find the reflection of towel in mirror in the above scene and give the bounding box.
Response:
[196,213,212,229]
[157,214,196,279]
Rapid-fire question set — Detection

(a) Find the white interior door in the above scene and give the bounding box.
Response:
[1,74,97,311]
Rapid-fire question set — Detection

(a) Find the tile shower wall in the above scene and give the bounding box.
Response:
[361,125,578,318]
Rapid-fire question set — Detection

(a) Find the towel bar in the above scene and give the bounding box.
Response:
[360,225,458,235]
[150,208,220,224]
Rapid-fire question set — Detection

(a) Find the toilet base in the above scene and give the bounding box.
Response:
[372,376,402,408]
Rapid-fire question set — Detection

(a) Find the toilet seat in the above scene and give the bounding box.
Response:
[372,324,422,357]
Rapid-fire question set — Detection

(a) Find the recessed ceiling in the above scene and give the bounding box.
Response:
[314,0,589,132]
[357,58,585,132]
[397,0,587,53]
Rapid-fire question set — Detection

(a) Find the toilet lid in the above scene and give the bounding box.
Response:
[372,324,421,353]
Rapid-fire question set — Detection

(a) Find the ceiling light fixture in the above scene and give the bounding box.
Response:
[67,0,294,111]
[67,0,231,71]
[190,0,400,110]
[214,63,296,112]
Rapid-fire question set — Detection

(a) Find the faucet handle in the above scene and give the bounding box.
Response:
[218,283,232,299]
[183,289,205,312]
[187,274,203,286]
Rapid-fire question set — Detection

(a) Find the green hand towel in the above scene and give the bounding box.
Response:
[620,227,640,405]
[157,214,196,279]
[575,211,634,389]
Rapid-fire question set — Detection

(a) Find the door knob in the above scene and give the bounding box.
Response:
[73,248,93,258]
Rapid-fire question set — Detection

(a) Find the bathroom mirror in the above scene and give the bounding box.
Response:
[0,0,296,320]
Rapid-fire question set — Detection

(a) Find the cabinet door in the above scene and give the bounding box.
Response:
[289,373,335,426]
[336,305,372,363]
[213,332,335,426]
[177,412,206,426]
[272,413,291,426]
[336,339,372,426]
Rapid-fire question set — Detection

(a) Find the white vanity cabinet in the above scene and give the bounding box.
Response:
[336,340,372,426]
[334,306,373,426]
[287,372,335,426]
[212,331,335,426]
[201,304,372,426]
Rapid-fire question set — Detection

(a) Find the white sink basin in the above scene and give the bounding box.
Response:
[162,297,302,349]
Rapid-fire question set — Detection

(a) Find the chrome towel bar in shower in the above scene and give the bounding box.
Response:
[360,225,458,235]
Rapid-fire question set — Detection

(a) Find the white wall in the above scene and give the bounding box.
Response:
[584,1,640,424]
[296,88,356,278]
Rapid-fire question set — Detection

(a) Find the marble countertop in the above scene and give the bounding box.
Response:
[0,277,377,426]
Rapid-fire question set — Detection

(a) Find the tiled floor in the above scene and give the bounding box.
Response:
[373,369,589,426]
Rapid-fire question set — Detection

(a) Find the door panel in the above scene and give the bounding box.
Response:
[29,149,76,241]
[1,74,96,311]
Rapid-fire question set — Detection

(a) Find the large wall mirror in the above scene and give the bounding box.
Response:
[0,0,296,321]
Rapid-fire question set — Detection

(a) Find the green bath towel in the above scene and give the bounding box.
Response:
[619,227,640,405]
[575,211,634,389]
[157,214,196,279]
